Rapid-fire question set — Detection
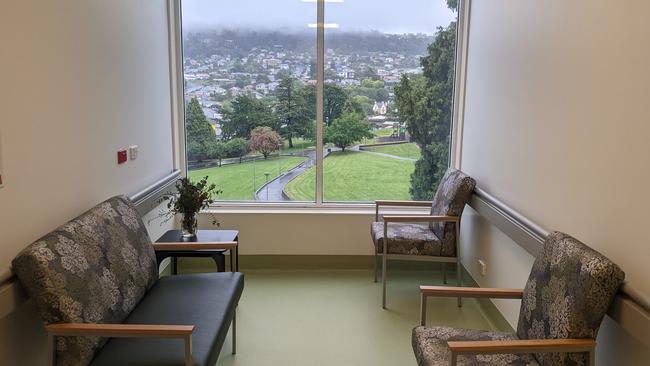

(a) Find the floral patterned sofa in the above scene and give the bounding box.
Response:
[12,196,243,366]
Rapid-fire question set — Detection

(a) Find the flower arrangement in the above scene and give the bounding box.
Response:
[157,176,221,238]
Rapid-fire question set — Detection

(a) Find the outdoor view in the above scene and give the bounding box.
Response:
[182,0,458,202]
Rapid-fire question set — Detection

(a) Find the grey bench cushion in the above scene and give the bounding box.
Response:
[90,272,244,366]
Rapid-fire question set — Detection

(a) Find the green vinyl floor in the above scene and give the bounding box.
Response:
[173,259,510,366]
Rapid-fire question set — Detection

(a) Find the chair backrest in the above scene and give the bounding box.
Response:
[517,231,625,366]
[429,168,476,256]
[12,196,159,366]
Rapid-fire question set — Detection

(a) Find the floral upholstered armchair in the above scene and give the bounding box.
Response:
[371,168,476,308]
[413,231,625,366]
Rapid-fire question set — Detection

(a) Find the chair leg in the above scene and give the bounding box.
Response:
[232,308,237,354]
[442,263,448,284]
[374,250,378,283]
[382,252,387,309]
[456,222,462,307]
[456,262,462,307]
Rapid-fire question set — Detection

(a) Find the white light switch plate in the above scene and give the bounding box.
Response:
[478,259,487,276]
[129,145,138,160]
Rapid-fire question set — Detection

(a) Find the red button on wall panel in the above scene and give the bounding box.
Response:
[117,149,128,164]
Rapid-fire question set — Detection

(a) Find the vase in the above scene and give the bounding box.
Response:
[181,213,198,239]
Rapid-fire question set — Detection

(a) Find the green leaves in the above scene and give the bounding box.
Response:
[186,98,217,162]
[323,112,374,152]
[395,21,457,200]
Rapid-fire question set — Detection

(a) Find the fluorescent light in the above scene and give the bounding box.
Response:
[308,23,339,29]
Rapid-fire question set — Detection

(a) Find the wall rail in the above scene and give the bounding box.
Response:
[470,187,650,346]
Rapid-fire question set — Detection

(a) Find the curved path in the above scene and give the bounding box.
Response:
[255,149,331,201]
[255,146,411,201]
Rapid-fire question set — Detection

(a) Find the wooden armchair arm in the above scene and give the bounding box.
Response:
[447,339,596,366]
[383,215,459,223]
[419,286,523,325]
[46,323,195,366]
[152,241,238,251]
[420,286,523,299]
[375,200,431,220]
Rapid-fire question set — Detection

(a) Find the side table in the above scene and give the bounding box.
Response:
[155,229,239,274]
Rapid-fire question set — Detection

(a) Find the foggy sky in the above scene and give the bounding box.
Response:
[181,0,456,35]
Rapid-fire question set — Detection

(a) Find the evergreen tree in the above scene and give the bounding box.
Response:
[304,83,349,126]
[185,98,216,161]
[221,95,278,139]
[395,9,457,199]
[275,77,312,148]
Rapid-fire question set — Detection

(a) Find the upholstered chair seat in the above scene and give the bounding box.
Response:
[413,326,540,366]
[371,222,444,256]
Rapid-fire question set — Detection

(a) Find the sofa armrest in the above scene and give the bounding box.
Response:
[446,339,596,366]
[46,323,194,337]
[46,323,195,366]
[152,242,238,251]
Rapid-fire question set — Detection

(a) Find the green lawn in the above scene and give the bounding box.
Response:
[284,151,414,202]
[364,142,421,160]
[281,137,315,153]
[189,156,307,200]
[362,128,394,145]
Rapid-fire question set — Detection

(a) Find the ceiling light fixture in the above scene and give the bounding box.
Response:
[307,23,339,29]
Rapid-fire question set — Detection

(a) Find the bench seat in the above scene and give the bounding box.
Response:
[90,272,244,366]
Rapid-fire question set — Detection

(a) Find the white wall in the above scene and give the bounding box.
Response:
[0,1,175,364]
[459,0,650,363]
[0,0,175,270]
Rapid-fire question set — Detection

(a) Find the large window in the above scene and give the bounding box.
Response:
[181,0,458,204]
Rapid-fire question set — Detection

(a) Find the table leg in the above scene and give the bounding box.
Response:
[211,253,226,272]
[172,257,178,275]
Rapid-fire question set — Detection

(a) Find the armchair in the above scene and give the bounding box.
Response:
[413,231,625,366]
[371,168,476,308]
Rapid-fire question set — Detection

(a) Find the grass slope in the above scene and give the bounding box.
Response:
[364,142,421,160]
[189,156,307,200]
[284,151,414,202]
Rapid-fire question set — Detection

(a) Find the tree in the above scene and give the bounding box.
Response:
[304,83,349,126]
[249,126,283,159]
[225,138,249,163]
[208,141,227,167]
[323,112,373,152]
[275,77,312,148]
[221,95,277,139]
[185,98,216,161]
[395,10,457,199]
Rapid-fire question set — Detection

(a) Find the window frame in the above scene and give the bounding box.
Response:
[167,0,469,211]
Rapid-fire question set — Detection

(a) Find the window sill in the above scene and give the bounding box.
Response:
[202,202,430,215]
